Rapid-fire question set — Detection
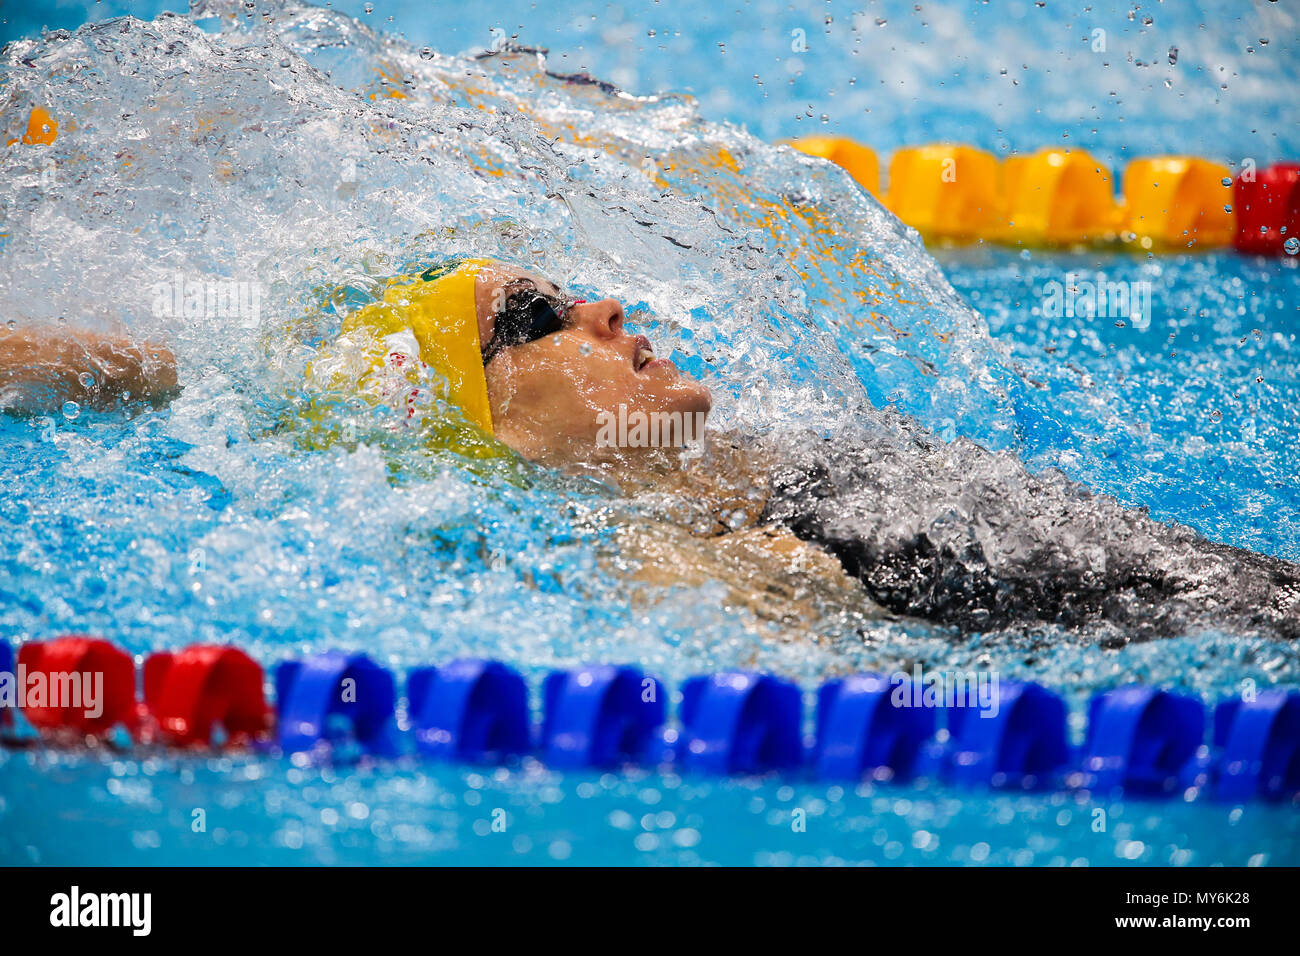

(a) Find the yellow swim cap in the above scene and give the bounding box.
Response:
[302,256,497,451]
[337,257,495,434]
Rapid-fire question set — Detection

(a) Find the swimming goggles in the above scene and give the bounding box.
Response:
[482,284,586,364]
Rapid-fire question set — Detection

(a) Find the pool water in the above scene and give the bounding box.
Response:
[1,0,1298,865]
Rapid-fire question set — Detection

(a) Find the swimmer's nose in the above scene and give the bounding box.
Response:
[569,297,625,338]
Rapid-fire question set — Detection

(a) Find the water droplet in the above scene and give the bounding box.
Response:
[279,57,290,68]
[61,400,80,421]
[578,343,593,356]
[1168,46,1178,65]
[1223,205,1232,214]
[363,3,374,13]
[1284,237,1300,255]
[77,372,95,389]
[552,335,563,346]
[420,47,433,60]
[1221,177,1233,187]
[1209,409,1223,423]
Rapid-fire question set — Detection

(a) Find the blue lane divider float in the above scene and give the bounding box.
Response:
[407,658,530,763]
[1082,686,1205,796]
[0,639,11,728]
[814,674,935,781]
[4,636,1299,802]
[541,665,664,768]
[1214,689,1300,802]
[275,651,398,756]
[675,672,803,774]
[921,681,1071,790]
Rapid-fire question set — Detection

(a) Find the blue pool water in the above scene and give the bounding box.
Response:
[1,0,1298,865]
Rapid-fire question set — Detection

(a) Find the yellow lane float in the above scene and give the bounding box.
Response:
[1001,148,1122,245]
[785,134,1247,251]
[786,136,880,198]
[1121,156,1235,249]
[886,144,1002,241]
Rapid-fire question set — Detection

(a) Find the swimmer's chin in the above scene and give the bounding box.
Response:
[671,377,713,415]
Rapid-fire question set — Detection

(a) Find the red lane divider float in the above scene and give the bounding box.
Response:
[16,636,139,737]
[1234,163,1300,255]
[142,645,271,747]
[1,636,1298,803]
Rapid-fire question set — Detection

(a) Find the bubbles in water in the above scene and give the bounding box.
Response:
[1285,237,1300,255]
[77,372,95,389]
[420,47,433,60]
[61,401,80,421]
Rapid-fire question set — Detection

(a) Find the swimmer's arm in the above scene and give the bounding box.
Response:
[0,327,178,412]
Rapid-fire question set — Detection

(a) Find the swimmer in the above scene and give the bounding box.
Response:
[2,258,1297,639]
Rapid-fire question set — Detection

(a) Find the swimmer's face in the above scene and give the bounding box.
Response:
[474,264,712,464]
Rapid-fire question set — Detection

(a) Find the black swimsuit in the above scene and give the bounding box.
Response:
[759,424,1300,639]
